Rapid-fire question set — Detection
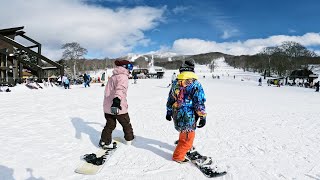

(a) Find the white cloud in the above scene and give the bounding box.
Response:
[288,29,297,33]
[0,0,164,60]
[172,6,190,14]
[170,33,320,56]
[212,18,240,39]
[221,29,239,39]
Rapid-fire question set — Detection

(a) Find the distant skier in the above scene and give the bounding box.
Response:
[83,73,90,88]
[57,76,62,86]
[166,60,207,163]
[133,74,138,84]
[99,60,135,149]
[315,81,319,92]
[62,75,68,87]
[64,78,70,89]
[258,77,262,86]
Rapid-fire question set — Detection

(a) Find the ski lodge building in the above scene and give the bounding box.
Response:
[0,26,63,86]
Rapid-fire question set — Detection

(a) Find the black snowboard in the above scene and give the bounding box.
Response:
[186,148,227,178]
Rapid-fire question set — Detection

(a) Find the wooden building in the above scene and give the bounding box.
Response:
[0,26,63,86]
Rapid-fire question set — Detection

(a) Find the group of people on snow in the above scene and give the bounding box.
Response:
[99,60,206,163]
[57,74,89,89]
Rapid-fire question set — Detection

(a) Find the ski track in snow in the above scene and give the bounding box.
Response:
[1,62,320,180]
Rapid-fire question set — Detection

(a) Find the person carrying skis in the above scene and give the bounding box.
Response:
[171,72,177,83]
[166,60,207,163]
[167,72,177,88]
[99,60,135,149]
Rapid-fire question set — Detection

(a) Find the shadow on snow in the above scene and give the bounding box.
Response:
[0,165,45,180]
[70,117,175,160]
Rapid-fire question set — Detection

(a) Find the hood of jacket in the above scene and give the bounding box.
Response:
[113,66,130,76]
[177,71,198,80]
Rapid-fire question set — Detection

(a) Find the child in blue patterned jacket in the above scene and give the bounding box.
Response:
[166,60,207,163]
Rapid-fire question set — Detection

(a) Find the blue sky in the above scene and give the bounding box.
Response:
[85,0,320,54]
[1,0,320,59]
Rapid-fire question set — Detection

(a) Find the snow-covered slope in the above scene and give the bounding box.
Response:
[212,57,261,80]
[1,60,320,180]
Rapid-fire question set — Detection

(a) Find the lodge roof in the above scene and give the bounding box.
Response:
[0,26,24,36]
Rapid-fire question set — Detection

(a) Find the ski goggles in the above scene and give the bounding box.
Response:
[126,63,133,71]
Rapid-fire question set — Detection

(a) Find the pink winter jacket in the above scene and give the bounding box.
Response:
[103,66,129,115]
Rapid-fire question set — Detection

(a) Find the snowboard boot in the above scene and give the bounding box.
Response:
[125,140,133,145]
[125,136,135,145]
[99,140,117,150]
[174,159,189,164]
[186,147,203,161]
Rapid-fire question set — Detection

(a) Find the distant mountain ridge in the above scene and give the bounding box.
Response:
[58,51,236,72]
[122,51,232,69]
[59,50,320,76]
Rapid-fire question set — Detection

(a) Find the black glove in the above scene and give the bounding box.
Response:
[111,97,122,115]
[166,111,172,121]
[197,117,206,128]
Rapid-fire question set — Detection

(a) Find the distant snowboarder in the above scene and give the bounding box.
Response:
[165,60,207,163]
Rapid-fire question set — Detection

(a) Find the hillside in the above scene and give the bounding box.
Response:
[58,51,320,79]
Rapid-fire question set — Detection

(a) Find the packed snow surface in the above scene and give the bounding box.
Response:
[1,59,320,180]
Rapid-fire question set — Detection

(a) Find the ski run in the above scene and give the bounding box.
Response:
[1,60,320,180]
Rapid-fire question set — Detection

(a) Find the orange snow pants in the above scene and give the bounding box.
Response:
[172,131,195,161]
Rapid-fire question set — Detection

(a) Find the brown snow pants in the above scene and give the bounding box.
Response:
[100,113,134,145]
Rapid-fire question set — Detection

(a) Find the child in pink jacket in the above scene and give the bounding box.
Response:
[99,60,134,149]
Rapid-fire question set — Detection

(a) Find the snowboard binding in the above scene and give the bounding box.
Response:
[186,147,227,177]
[83,142,117,166]
[83,153,97,162]
[83,153,107,166]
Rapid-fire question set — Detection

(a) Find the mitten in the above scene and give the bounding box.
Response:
[111,97,122,115]
[197,116,206,128]
[166,111,172,121]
